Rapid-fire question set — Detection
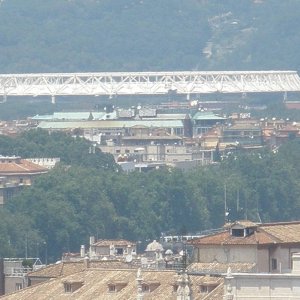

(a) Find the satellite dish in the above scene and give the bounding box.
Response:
[125,254,133,263]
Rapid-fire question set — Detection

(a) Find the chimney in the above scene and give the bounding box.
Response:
[80,245,85,258]
[89,236,95,258]
[89,236,95,246]
[292,253,300,273]
[84,256,90,270]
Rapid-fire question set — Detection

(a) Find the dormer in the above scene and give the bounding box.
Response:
[107,281,128,293]
[198,282,218,294]
[63,280,84,293]
[172,283,179,293]
[230,221,257,237]
[141,281,160,293]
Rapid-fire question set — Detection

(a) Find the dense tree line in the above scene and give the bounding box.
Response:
[1,130,300,262]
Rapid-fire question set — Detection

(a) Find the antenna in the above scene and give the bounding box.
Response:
[237,188,239,212]
[224,183,229,223]
[245,196,248,220]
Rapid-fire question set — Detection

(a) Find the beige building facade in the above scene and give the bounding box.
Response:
[190,221,300,274]
[223,253,300,299]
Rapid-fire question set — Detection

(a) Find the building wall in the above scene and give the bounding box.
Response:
[270,246,300,273]
[257,248,269,272]
[101,144,213,165]
[2,175,32,186]
[195,245,300,274]
[25,158,60,169]
[4,277,24,294]
[28,277,50,286]
[227,274,300,299]
[196,245,257,265]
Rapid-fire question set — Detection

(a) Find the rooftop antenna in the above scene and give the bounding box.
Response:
[236,188,239,212]
[245,195,248,220]
[224,183,229,223]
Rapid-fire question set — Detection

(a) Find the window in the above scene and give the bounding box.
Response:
[200,285,208,293]
[16,283,22,290]
[116,150,121,153]
[108,285,116,292]
[142,285,150,293]
[231,228,244,237]
[64,283,72,293]
[116,248,124,255]
[63,282,83,293]
[272,258,277,270]
[125,149,130,153]
[245,228,254,236]
[107,282,127,292]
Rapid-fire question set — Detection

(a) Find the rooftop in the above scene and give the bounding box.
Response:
[92,239,136,247]
[37,119,184,130]
[0,158,48,175]
[189,221,300,246]
[192,111,226,121]
[188,262,256,274]
[3,268,223,300]
[28,260,131,279]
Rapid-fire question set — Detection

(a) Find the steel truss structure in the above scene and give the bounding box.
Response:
[0,71,300,102]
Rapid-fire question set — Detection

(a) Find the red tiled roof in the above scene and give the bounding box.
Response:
[3,269,224,300]
[0,159,48,175]
[93,239,136,247]
[189,230,277,246]
[190,221,300,246]
[260,221,300,243]
[188,262,256,273]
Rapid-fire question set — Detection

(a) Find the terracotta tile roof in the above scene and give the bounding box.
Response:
[189,230,277,246]
[93,239,136,247]
[89,260,133,269]
[28,260,132,279]
[202,282,224,300]
[190,221,300,246]
[28,261,84,278]
[0,159,48,175]
[2,269,223,300]
[260,221,300,243]
[188,262,256,273]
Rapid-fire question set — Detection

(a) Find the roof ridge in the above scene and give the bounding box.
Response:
[261,220,300,227]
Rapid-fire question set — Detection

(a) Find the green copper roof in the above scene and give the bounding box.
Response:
[192,111,226,120]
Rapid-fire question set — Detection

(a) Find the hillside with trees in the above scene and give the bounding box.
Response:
[1,130,300,262]
[0,0,299,73]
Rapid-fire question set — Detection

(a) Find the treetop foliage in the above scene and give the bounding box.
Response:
[1,130,300,261]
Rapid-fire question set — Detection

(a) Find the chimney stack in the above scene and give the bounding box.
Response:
[80,245,85,258]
